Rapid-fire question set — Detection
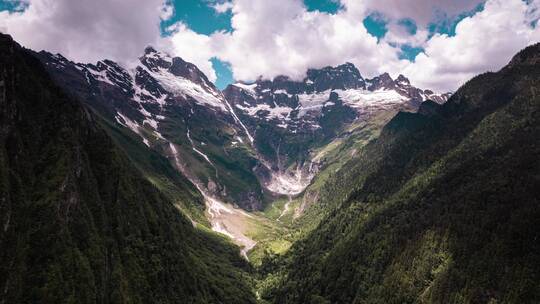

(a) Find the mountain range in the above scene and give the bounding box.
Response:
[1,31,538,303]
[37,46,449,208]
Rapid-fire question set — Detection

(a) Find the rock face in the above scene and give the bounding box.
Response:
[225,63,449,135]
[223,63,450,193]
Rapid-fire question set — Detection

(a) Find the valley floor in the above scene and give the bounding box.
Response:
[201,191,296,264]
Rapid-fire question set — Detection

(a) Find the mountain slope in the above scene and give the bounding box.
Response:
[264,44,540,303]
[38,48,450,211]
[224,65,449,197]
[37,48,263,211]
[0,33,255,303]
[35,46,453,261]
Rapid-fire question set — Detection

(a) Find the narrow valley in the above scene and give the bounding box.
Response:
[1,1,539,302]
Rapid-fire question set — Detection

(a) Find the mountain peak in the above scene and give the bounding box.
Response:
[396,74,410,85]
[168,56,214,87]
[305,62,364,92]
[139,47,172,73]
[379,72,393,81]
[138,47,213,88]
[307,62,363,79]
[144,45,158,55]
[367,72,395,90]
[336,62,361,74]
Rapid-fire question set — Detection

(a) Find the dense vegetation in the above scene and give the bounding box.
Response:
[0,34,255,303]
[1,31,539,304]
[261,44,540,303]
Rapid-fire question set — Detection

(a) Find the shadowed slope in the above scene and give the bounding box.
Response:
[0,33,255,304]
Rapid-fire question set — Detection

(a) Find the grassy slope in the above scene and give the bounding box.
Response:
[245,103,401,292]
[291,110,398,232]
[245,103,402,268]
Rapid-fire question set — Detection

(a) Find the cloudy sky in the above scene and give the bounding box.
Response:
[1,0,539,92]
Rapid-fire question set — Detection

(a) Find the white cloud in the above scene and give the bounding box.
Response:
[160,2,174,20]
[404,0,540,92]
[167,0,540,92]
[1,0,538,93]
[343,0,486,27]
[383,22,430,48]
[170,0,407,83]
[211,1,234,14]
[0,0,166,65]
[166,23,218,82]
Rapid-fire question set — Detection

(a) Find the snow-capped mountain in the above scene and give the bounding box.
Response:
[223,63,450,195]
[224,63,449,133]
[38,48,263,210]
[37,48,449,209]
[135,46,229,111]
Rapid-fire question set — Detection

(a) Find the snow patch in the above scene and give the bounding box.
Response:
[187,129,215,167]
[223,98,254,143]
[235,103,293,121]
[297,90,331,116]
[139,64,227,111]
[132,84,167,106]
[169,142,182,169]
[274,89,292,97]
[115,112,150,146]
[233,83,257,96]
[86,66,115,86]
[143,117,159,130]
[334,88,407,108]
[138,106,152,117]
[265,163,315,196]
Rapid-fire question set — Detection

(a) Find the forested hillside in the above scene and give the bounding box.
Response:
[0,34,256,303]
[262,44,540,303]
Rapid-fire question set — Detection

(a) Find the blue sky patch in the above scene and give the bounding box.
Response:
[160,1,234,89]
[304,0,341,14]
[161,0,233,35]
[211,58,234,90]
[428,2,485,37]
[363,13,388,40]
[399,44,424,61]
[398,18,417,35]
[0,0,27,12]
